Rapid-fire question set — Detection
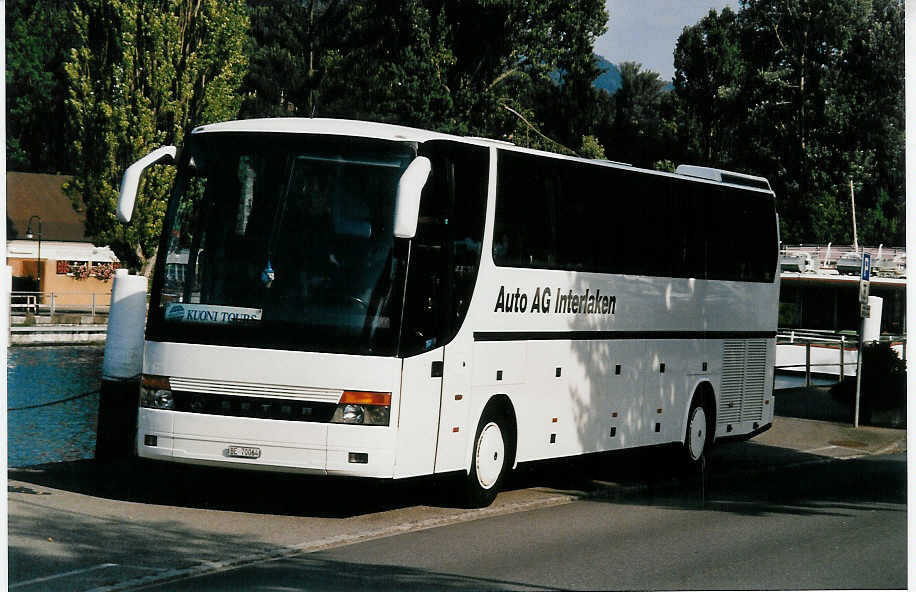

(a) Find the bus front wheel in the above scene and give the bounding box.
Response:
[465,409,510,508]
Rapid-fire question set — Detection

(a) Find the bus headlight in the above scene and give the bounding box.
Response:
[140,374,174,410]
[330,391,391,426]
[341,404,364,423]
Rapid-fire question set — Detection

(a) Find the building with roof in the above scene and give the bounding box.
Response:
[6,172,119,311]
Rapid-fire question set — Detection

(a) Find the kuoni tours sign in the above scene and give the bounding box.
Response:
[165,303,263,324]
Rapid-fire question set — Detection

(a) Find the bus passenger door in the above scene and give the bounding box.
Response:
[422,142,490,474]
[395,347,444,478]
[393,155,449,479]
[393,238,444,477]
[395,142,489,477]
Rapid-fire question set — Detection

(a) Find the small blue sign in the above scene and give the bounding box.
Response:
[861,252,871,281]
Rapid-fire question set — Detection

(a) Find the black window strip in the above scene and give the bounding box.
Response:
[473,330,776,342]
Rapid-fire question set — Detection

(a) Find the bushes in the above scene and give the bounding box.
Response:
[831,342,906,421]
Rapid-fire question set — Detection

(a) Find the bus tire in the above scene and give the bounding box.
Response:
[683,394,712,467]
[465,408,510,508]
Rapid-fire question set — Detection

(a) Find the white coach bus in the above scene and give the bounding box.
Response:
[119,118,779,507]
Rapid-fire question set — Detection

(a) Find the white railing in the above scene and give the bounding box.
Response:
[780,244,906,277]
[776,329,907,387]
[11,291,112,318]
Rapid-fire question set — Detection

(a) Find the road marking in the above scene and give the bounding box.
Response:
[804,443,882,457]
[11,563,119,589]
[804,445,843,453]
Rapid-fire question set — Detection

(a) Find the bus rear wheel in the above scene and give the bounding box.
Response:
[465,409,510,508]
[683,396,711,465]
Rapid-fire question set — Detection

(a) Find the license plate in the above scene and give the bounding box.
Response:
[226,445,261,459]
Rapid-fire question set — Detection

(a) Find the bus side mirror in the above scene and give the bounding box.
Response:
[118,146,177,223]
[393,156,432,239]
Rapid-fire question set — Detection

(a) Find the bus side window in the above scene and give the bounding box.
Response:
[494,151,557,268]
[440,145,488,338]
[399,155,449,355]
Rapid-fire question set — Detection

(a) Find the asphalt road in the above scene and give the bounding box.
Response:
[139,451,907,591]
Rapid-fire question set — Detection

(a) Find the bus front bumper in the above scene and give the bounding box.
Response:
[136,408,397,478]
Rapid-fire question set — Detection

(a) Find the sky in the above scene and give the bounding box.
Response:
[595,0,740,81]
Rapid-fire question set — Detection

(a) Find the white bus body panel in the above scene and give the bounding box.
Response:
[137,341,402,477]
[448,212,776,470]
[433,336,474,473]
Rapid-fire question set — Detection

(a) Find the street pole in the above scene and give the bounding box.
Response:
[850,180,858,252]
[26,215,42,309]
[854,318,864,428]
[853,252,871,428]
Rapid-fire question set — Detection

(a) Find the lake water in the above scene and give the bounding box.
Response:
[7,344,104,467]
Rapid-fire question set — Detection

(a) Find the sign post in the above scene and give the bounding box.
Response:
[853,252,871,428]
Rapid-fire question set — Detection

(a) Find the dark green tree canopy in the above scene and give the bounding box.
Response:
[673,0,903,245]
[6,0,904,262]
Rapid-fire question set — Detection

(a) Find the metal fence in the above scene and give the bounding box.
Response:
[10,291,112,318]
[776,329,907,387]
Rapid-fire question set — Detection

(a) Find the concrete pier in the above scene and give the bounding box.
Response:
[10,324,108,345]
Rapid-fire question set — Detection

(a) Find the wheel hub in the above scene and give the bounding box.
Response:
[476,422,505,489]
[688,407,707,461]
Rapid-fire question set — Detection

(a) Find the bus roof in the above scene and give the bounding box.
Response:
[191,118,773,194]
[192,118,461,144]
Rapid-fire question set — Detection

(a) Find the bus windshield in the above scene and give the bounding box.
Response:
[147,133,417,355]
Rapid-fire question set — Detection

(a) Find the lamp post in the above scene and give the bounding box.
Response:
[25,215,42,304]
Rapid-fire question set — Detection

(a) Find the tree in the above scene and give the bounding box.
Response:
[65,0,249,274]
[671,0,904,245]
[673,7,743,166]
[831,0,904,245]
[316,1,457,129]
[314,0,607,145]
[600,62,675,167]
[732,0,899,243]
[240,0,349,118]
[5,0,76,173]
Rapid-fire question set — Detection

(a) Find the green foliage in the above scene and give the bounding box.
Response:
[240,0,351,117]
[831,342,906,421]
[6,0,903,257]
[597,62,677,167]
[673,0,904,245]
[673,7,742,166]
[311,0,608,143]
[5,0,76,173]
[64,0,249,273]
[578,136,606,160]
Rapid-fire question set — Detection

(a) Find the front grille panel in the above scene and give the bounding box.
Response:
[172,391,337,423]
[169,377,342,403]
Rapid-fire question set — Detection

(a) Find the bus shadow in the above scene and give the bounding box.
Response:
[556,441,907,519]
[4,445,735,518]
[8,439,905,521]
[7,459,457,518]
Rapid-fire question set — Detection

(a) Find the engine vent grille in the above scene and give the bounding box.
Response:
[719,339,770,424]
